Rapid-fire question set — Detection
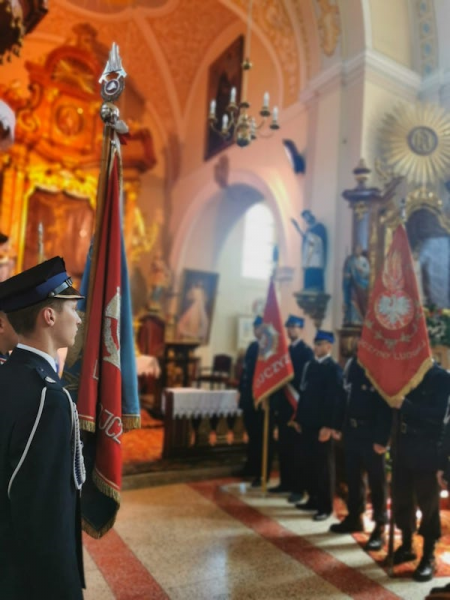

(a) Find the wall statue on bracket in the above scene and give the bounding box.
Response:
[292,210,330,328]
[291,209,327,292]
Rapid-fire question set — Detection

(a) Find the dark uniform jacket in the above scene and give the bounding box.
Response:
[238,340,259,410]
[399,364,450,472]
[271,340,313,421]
[340,358,392,446]
[295,356,344,430]
[0,348,84,600]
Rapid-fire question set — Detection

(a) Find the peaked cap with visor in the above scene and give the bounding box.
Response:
[0,256,84,313]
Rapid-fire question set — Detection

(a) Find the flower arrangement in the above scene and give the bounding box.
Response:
[424,306,450,347]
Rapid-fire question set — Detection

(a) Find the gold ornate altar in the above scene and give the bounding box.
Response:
[339,102,450,365]
[0,24,156,279]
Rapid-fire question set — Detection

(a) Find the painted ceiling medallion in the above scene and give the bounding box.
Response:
[379,102,450,187]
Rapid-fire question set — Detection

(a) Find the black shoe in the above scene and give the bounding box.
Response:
[364,525,385,551]
[295,499,318,511]
[393,544,417,565]
[329,516,363,534]
[313,511,331,522]
[250,478,261,488]
[268,485,290,494]
[413,555,436,582]
[287,492,304,504]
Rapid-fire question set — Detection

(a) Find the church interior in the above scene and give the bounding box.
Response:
[3,0,450,598]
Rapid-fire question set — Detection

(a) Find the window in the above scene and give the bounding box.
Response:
[241,203,275,279]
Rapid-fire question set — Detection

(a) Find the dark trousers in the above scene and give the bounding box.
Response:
[243,407,273,479]
[344,433,388,524]
[277,421,303,492]
[301,428,334,514]
[393,465,441,540]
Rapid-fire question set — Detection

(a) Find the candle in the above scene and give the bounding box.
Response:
[263,91,269,107]
[209,99,216,115]
[222,114,229,130]
[230,87,236,103]
[272,106,279,121]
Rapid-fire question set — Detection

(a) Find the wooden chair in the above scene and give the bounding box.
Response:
[195,354,233,389]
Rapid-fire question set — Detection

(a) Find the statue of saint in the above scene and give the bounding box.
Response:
[342,244,370,325]
[148,252,171,314]
[291,210,327,292]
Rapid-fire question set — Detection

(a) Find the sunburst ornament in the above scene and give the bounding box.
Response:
[379,102,450,186]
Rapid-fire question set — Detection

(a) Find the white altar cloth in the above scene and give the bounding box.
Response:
[162,388,241,418]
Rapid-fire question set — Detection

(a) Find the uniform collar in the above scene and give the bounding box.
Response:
[290,338,302,348]
[315,353,331,363]
[16,342,57,373]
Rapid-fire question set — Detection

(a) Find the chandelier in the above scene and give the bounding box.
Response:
[207,0,279,148]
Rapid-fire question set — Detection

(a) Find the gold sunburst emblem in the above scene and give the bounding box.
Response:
[379,102,450,186]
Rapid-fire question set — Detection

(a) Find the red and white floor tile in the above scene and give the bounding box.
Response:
[82,478,450,599]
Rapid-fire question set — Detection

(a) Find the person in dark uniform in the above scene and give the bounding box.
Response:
[0,256,86,599]
[295,330,344,521]
[238,315,270,487]
[329,338,392,550]
[392,364,450,582]
[269,315,313,499]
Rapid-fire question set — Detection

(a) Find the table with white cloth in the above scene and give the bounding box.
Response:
[162,388,245,458]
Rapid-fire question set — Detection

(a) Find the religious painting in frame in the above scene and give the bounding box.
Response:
[204,35,244,161]
[176,269,220,345]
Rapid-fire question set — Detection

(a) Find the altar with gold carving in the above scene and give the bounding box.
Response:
[0,24,156,274]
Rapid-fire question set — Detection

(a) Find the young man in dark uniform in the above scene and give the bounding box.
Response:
[295,330,344,521]
[329,338,392,551]
[392,363,450,583]
[0,256,86,600]
[269,315,313,499]
[238,315,268,487]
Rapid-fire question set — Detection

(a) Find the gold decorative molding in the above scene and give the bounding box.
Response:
[150,0,237,113]
[315,0,340,57]
[230,0,300,106]
[290,0,314,80]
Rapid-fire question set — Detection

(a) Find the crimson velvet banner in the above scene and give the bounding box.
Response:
[253,279,294,402]
[358,224,432,406]
[63,142,140,538]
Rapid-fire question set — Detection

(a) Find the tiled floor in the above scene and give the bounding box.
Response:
[82,479,450,599]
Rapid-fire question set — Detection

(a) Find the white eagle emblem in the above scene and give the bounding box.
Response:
[258,323,279,361]
[374,250,414,330]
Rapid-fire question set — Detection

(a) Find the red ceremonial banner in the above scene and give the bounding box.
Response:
[358,224,432,406]
[253,279,294,402]
[77,155,123,498]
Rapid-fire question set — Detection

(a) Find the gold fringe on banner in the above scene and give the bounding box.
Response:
[92,469,121,503]
[79,418,96,433]
[359,356,434,408]
[122,414,141,432]
[82,517,115,540]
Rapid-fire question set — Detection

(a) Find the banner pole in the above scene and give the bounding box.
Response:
[261,396,269,496]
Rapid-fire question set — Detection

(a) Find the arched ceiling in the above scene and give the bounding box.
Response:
[29,0,319,141]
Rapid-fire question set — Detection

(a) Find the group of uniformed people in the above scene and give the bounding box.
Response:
[238,314,450,584]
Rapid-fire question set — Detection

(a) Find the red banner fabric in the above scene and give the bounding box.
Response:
[358,224,432,406]
[253,279,294,402]
[77,154,123,500]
